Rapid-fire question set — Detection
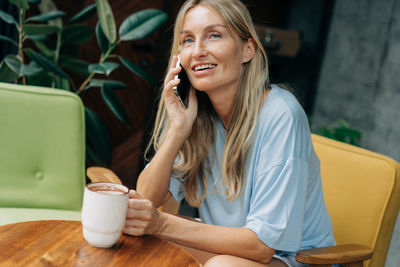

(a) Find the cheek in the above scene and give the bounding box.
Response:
[179,51,191,70]
[215,44,244,69]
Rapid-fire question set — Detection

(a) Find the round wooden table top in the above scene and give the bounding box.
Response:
[0,220,200,266]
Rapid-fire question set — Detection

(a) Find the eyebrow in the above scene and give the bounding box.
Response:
[180,24,227,34]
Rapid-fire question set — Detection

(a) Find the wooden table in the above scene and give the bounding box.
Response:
[0,220,200,266]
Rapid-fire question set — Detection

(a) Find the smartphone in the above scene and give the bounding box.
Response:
[173,55,190,108]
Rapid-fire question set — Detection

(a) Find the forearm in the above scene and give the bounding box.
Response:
[136,130,185,207]
[156,212,275,263]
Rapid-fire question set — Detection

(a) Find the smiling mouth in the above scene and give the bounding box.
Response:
[193,64,217,71]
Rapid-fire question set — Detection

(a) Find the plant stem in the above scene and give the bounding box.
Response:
[18,9,26,85]
[52,32,62,88]
[76,42,117,94]
[54,32,62,65]
[77,72,95,95]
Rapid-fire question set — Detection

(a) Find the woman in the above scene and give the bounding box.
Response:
[123,0,335,266]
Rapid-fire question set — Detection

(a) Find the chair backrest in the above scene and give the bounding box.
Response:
[312,134,400,267]
[0,82,85,211]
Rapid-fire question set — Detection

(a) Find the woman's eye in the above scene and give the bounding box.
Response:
[182,37,194,45]
[210,33,222,39]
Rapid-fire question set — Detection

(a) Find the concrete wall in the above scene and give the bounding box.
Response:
[312,0,400,266]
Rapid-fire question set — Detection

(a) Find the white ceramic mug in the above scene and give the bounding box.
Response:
[81,182,129,248]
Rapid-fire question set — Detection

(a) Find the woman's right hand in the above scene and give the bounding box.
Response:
[163,55,198,140]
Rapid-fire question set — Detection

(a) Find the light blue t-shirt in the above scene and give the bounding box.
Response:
[169,85,335,256]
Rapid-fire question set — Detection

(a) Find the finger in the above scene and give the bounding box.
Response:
[128,198,152,210]
[126,208,152,220]
[123,226,145,236]
[129,190,144,199]
[164,78,181,95]
[125,218,149,228]
[165,68,181,87]
[165,56,181,84]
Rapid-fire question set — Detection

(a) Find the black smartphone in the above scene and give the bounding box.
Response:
[173,56,190,108]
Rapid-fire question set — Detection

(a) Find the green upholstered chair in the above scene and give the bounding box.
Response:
[0,82,85,225]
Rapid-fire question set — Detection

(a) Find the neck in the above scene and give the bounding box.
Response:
[207,86,238,129]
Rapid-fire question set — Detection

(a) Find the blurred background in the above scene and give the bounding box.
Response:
[1,0,399,265]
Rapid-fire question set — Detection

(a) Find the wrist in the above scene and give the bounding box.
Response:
[154,211,169,237]
[164,127,187,148]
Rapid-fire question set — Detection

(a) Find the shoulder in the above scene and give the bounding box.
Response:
[254,85,312,160]
[259,85,309,133]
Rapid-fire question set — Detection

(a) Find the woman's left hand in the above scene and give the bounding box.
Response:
[123,190,165,236]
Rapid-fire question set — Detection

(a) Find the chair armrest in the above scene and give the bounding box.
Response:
[295,244,373,265]
[86,167,122,184]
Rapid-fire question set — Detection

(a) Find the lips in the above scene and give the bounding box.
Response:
[192,63,217,72]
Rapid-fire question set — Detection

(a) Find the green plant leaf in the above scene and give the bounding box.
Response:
[62,24,93,45]
[119,9,167,41]
[96,22,109,54]
[0,9,18,26]
[9,0,30,10]
[55,76,70,91]
[23,24,60,35]
[24,48,69,79]
[4,55,21,75]
[101,84,131,125]
[37,0,62,27]
[119,56,155,85]
[86,144,103,166]
[88,62,119,76]
[88,79,126,89]
[0,61,18,82]
[24,34,48,41]
[26,70,53,87]
[95,0,116,44]
[59,43,79,58]
[314,127,335,139]
[85,107,112,165]
[59,56,89,76]
[33,40,55,58]
[25,10,65,22]
[0,34,19,47]
[336,119,349,128]
[20,61,42,76]
[28,0,41,3]
[68,3,96,24]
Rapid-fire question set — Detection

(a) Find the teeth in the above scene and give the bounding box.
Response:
[194,64,216,71]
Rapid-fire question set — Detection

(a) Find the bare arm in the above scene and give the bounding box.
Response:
[158,212,275,263]
[136,129,184,207]
[136,55,198,207]
[123,191,275,264]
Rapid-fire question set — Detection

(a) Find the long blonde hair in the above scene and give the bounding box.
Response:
[147,0,269,206]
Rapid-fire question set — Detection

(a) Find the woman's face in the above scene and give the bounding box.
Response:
[179,5,250,95]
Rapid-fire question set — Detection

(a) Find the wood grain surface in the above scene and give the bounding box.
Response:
[0,220,200,266]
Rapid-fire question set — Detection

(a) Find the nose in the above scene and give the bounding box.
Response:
[192,39,207,59]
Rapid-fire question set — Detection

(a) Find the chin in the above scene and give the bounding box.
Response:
[192,82,216,93]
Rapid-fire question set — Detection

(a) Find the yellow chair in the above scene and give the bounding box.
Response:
[296,134,400,267]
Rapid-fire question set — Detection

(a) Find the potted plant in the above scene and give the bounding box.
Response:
[0,0,167,165]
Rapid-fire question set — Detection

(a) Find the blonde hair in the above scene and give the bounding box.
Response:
[147,0,269,206]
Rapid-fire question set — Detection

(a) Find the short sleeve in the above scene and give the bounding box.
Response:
[169,176,185,202]
[244,157,308,252]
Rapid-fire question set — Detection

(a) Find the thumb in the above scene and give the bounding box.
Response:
[129,190,144,199]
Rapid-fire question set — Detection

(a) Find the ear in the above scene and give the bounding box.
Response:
[242,38,256,63]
